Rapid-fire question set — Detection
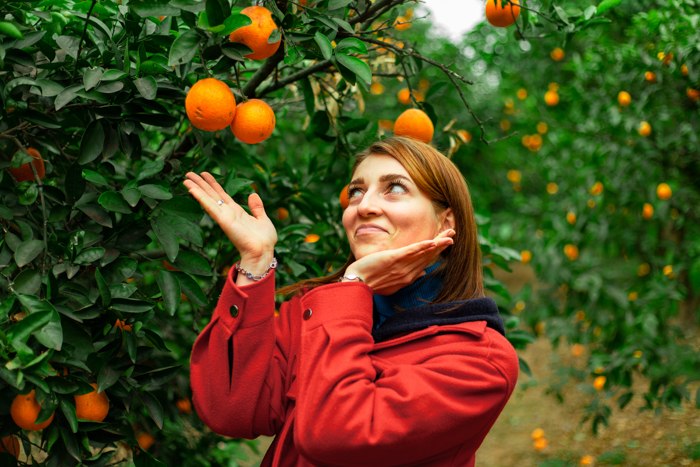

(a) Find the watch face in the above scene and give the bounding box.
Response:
[346,274,359,280]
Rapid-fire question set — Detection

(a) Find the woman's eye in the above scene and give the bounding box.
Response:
[348,182,407,199]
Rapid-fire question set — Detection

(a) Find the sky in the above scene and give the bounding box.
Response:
[419,0,485,43]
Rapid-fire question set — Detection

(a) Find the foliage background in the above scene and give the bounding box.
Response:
[0,0,698,465]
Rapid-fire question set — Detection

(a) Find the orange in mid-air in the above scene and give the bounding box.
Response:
[520,250,532,263]
[485,0,520,28]
[230,99,276,144]
[642,203,654,219]
[185,78,236,132]
[10,148,45,183]
[564,244,579,261]
[645,71,656,83]
[544,90,559,106]
[75,383,110,422]
[656,182,672,200]
[393,108,434,143]
[593,376,606,390]
[550,48,565,61]
[339,184,350,210]
[638,121,651,137]
[10,390,55,431]
[229,6,281,61]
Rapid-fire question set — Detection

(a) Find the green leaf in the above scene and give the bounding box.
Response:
[134,76,158,100]
[77,205,113,228]
[151,217,179,263]
[135,365,181,389]
[139,184,173,200]
[101,256,138,284]
[168,29,201,66]
[34,309,63,350]
[16,181,39,205]
[335,53,371,85]
[137,391,164,429]
[35,78,64,97]
[170,0,207,12]
[95,268,111,308]
[171,271,207,306]
[136,160,165,180]
[82,169,109,186]
[96,363,120,392]
[205,0,227,27]
[0,21,24,39]
[7,310,51,343]
[518,357,532,377]
[122,188,141,207]
[66,163,86,204]
[299,77,315,117]
[426,82,448,100]
[111,299,155,313]
[157,197,204,223]
[98,192,132,214]
[314,32,333,60]
[22,109,61,129]
[220,13,252,36]
[59,397,79,433]
[74,247,106,265]
[170,250,212,276]
[101,69,128,81]
[84,66,104,91]
[15,239,44,267]
[597,0,623,15]
[328,0,353,10]
[157,271,181,315]
[335,38,367,55]
[154,215,203,246]
[54,84,82,111]
[130,0,180,17]
[13,268,41,295]
[0,295,15,322]
[79,120,105,165]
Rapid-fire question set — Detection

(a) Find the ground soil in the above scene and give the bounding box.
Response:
[238,263,700,467]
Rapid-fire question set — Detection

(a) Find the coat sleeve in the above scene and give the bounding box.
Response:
[294,282,519,467]
[189,262,291,439]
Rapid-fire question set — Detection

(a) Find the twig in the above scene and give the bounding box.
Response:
[198,47,211,78]
[258,60,334,97]
[398,55,417,107]
[71,0,98,84]
[233,61,248,102]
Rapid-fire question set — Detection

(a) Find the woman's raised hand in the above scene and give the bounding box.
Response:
[183,172,277,260]
[344,229,455,296]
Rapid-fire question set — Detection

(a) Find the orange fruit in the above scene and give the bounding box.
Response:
[533,438,548,450]
[642,203,653,219]
[657,182,672,200]
[638,121,651,137]
[176,398,193,414]
[158,16,165,20]
[397,88,411,104]
[230,99,276,144]
[529,134,543,152]
[550,48,565,61]
[507,170,521,183]
[378,119,394,131]
[303,233,320,243]
[537,122,548,134]
[229,6,281,61]
[115,319,133,332]
[544,90,559,106]
[276,207,289,221]
[0,435,20,458]
[645,71,656,83]
[394,16,411,31]
[485,0,520,27]
[681,64,689,76]
[418,78,429,91]
[162,259,178,271]
[593,376,606,390]
[572,344,583,356]
[546,182,558,194]
[628,291,638,301]
[136,432,155,452]
[663,265,673,275]
[687,88,700,102]
[393,108,434,143]
[75,383,110,422]
[531,428,545,440]
[638,263,650,276]
[370,82,385,95]
[500,119,511,131]
[517,88,527,100]
[457,129,472,143]
[564,244,579,261]
[575,310,585,321]
[185,78,236,132]
[567,212,576,225]
[590,181,604,195]
[10,148,45,183]
[618,91,631,107]
[662,52,673,66]
[520,250,532,263]
[10,390,55,431]
[340,184,350,210]
[580,455,594,466]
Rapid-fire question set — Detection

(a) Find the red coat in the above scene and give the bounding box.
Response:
[190,263,519,467]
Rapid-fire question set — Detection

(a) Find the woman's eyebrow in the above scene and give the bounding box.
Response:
[349,174,412,185]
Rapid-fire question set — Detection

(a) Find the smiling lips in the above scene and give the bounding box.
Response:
[356,224,387,235]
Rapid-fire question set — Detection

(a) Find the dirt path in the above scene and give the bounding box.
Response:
[237,263,700,466]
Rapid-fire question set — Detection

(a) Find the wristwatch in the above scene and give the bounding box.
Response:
[338,273,364,283]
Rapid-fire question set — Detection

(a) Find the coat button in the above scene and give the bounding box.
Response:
[303,308,312,320]
[230,305,239,317]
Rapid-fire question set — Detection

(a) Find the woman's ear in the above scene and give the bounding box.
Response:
[439,207,455,233]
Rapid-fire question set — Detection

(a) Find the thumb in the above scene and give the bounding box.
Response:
[247,192,267,219]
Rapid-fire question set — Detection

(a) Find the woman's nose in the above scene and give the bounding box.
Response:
[356,189,382,216]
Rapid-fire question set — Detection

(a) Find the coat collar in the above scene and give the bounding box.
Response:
[371,297,506,344]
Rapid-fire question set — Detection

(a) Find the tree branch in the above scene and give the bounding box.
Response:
[258,60,334,97]
[71,0,98,84]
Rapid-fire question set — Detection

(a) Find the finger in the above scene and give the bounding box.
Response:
[186,183,225,223]
[201,172,236,205]
[186,172,224,204]
[246,192,269,220]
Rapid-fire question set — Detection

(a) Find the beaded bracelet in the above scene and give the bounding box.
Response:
[235,257,277,281]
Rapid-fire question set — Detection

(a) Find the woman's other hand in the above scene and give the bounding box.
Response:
[345,229,455,295]
[183,172,278,260]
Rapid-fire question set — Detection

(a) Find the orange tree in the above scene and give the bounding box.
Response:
[0,0,607,464]
[396,0,700,434]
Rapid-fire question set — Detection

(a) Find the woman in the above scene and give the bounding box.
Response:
[186,137,519,467]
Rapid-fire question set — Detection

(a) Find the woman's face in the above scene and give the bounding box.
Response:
[342,154,454,262]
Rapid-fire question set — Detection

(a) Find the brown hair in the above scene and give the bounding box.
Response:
[274,136,484,312]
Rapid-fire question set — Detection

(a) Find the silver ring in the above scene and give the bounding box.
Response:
[217,199,224,206]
